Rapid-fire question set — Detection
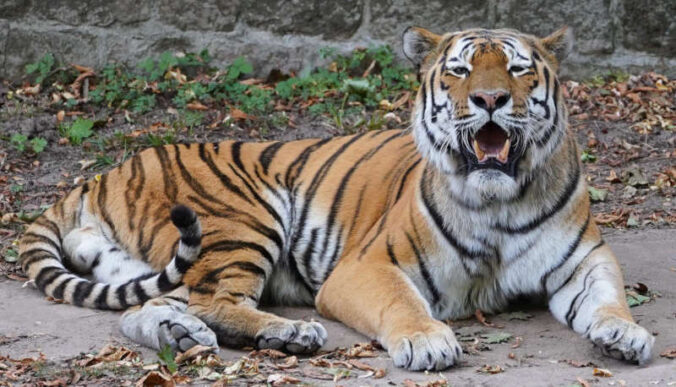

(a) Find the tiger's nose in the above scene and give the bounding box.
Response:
[470,91,511,113]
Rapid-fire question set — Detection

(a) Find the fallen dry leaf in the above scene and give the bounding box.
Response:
[593,367,613,377]
[660,348,676,358]
[77,344,139,367]
[392,91,412,110]
[475,309,502,328]
[403,379,418,387]
[577,377,591,387]
[301,368,334,381]
[511,336,523,349]
[175,345,216,364]
[248,348,287,359]
[78,159,96,170]
[348,359,386,377]
[135,371,175,387]
[477,364,504,374]
[346,342,378,358]
[606,169,621,183]
[563,359,597,368]
[229,107,255,121]
[186,102,208,111]
[267,374,301,386]
[39,379,67,387]
[274,355,298,369]
[71,64,94,73]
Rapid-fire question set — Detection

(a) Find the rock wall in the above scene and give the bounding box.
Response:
[1,0,674,80]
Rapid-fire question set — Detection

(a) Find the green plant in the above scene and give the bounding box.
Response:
[226,56,253,81]
[3,248,19,263]
[581,150,597,163]
[65,118,95,145]
[17,205,49,222]
[365,110,386,131]
[157,345,177,374]
[30,137,48,153]
[139,49,212,81]
[10,134,47,154]
[175,110,205,131]
[94,154,116,168]
[10,134,27,152]
[25,53,55,84]
[275,45,416,119]
[130,94,156,113]
[145,132,175,147]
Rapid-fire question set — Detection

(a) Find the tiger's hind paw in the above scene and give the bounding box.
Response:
[121,305,218,352]
[588,316,654,365]
[158,313,219,352]
[255,320,327,354]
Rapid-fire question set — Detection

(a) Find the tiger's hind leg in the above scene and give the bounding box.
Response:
[65,224,218,352]
[63,224,154,284]
[547,242,654,364]
[120,285,219,352]
[184,250,327,354]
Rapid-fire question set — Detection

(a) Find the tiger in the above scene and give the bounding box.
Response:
[18,26,654,371]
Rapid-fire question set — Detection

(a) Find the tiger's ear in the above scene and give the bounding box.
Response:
[540,26,574,63]
[402,27,442,67]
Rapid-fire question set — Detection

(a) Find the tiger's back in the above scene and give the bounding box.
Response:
[20,130,420,308]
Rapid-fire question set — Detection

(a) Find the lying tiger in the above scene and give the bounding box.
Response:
[19,26,654,371]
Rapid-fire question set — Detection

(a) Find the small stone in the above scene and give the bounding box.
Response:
[624,166,649,187]
[622,185,638,199]
[383,112,401,123]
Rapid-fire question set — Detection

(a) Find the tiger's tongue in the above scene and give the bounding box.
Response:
[472,122,510,163]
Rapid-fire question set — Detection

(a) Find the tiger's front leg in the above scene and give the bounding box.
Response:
[316,254,462,371]
[547,242,654,364]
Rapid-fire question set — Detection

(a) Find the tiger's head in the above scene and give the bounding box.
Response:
[403,27,573,205]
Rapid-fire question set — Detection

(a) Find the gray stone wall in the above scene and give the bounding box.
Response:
[1,0,674,80]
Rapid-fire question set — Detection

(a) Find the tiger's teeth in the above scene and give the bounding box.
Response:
[497,138,511,163]
[472,139,486,161]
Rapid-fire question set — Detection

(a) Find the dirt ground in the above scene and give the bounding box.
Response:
[0,70,674,385]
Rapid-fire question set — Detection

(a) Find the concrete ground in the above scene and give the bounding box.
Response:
[1,229,675,386]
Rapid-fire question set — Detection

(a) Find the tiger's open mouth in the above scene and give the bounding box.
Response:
[460,121,521,177]
[472,122,511,164]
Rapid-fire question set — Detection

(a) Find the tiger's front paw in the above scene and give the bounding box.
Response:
[588,316,654,365]
[255,319,327,354]
[386,321,462,371]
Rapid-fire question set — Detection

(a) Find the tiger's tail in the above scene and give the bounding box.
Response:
[19,203,201,310]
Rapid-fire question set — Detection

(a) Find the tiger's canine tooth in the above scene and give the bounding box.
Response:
[473,139,487,162]
[497,138,511,163]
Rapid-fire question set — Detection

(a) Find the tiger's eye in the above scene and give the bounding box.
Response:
[450,67,469,77]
